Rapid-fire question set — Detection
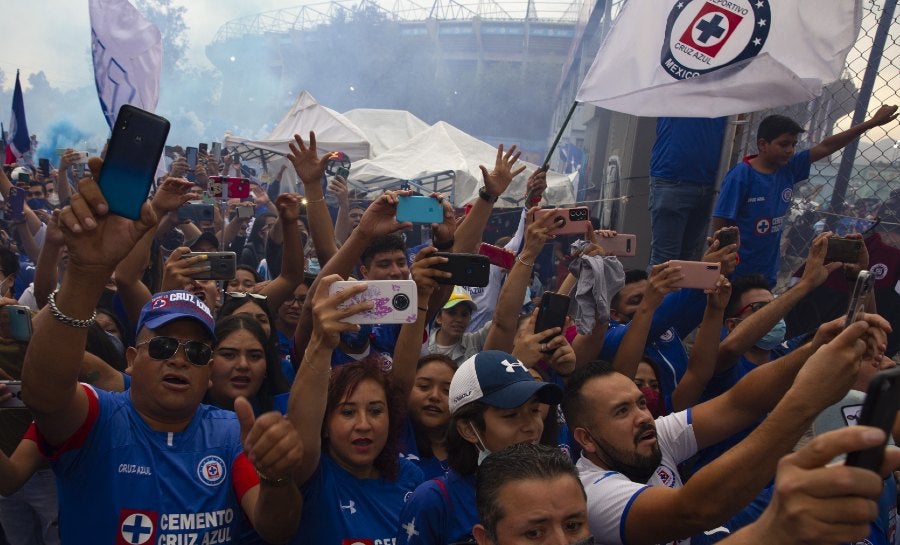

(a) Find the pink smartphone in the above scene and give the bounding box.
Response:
[668,260,720,290]
[532,207,591,235]
[478,242,515,269]
[599,234,637,257]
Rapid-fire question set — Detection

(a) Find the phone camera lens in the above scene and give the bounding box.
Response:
[392,294,410,311]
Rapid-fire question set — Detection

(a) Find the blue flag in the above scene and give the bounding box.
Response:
[6,71,30,162]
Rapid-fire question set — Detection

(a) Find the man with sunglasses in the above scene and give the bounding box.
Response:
[21,163,304,545]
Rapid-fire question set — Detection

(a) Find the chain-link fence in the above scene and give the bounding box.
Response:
[729,0,900,291]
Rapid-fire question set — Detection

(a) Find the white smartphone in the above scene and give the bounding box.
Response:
[329,280,418,324]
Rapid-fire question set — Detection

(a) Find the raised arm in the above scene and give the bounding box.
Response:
[287,275,371,485]
[256,193,305,310]
[21,158,158,446]
[32,210,65,308]
[287,132,338,265]
[483,206,555,352]
[810,105,898,162]
[330,175,353,244]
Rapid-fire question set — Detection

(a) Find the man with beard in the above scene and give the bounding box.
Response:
[561,310,890,545]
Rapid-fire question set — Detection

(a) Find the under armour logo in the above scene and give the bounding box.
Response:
[500,358,527,373]
[340,500,357,514]
[403,518,419,539]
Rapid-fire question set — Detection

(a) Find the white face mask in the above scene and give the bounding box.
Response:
[470,422,492,466]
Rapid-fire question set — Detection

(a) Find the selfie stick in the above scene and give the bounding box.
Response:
[542,101,578,170]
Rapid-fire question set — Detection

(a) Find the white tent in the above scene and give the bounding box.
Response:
[349,121,576,206]
[343,108,430,157]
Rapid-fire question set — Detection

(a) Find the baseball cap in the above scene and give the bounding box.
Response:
[10,166,30,181]
[188,231,220,251]
[449,350,562,414]
[443,286,477,311]
[136,290,216,341]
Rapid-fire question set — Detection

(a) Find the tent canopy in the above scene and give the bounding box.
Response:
[343,108,430,157]
[349,121,576,206]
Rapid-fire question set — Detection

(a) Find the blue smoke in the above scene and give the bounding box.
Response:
[35,120,91,160]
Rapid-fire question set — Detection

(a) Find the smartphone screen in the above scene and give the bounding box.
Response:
[99,105,171,220]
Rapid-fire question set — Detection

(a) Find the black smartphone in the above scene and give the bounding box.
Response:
[38,158,51,178]
[826,236,862,263]
[198,143,208,155]
[432,253,490,287]
[535,292,570,340]
[845,366,900,472]
[182,251,236,280]
[715,228,738,248]
[177,202,214,224]
[185,146,199,183]
[844,270,874,328]
[7,187,25,222]
[99,105,171,220]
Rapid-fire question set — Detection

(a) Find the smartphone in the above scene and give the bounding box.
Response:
[826,236,862,263]
[198,143,208,155]
[208,177,225,199]
[329,279,418,324]
[182,251,236,280]
[397,196,443,224]
[39,158,51,178]
[17,172,30,184]
[0,380,24,408]
[843,270,874,327]
[185,146,199,182]
[236,205,255,219]
[211,142,222,162]
[533,207,592,235]
[228,177,251,199]
[7,187,25,222]
[668,260,721,290]
[177,202,215,224]
[432,253,491,287]
[99,105,171,220]
[600,234,637,257]
[845,366,900,472]
[535,292,570,339]
[0,305,32,342]
[715,228,738,249]
[478,242,515,269]
[336,166,350,179]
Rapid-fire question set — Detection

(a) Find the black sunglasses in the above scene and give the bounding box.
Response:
[136,336,212,366]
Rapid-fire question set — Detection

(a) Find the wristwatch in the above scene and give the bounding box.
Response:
[478,187,498,203]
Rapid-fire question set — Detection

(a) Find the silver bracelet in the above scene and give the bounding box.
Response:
[46,289,97,328]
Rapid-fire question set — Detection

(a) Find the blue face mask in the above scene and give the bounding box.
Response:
[470,423,492,466]
[756,319,787,351]
[27,198,50,211]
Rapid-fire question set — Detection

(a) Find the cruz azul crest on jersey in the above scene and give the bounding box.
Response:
[661,0,771,80]
[197,455,226,487]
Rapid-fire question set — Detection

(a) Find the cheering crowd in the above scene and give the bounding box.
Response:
[0,105,898,545]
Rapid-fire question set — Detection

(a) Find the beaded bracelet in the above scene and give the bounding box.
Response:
[47,289,97,328]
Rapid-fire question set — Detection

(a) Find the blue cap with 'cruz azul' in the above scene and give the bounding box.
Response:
[449,350,563,414]
[136,290,216,341]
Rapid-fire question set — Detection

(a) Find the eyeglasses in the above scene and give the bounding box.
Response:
[732,300,769,318]
[136,336,212,366]
[224,292,267,301]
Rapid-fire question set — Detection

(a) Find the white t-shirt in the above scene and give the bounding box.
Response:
[577,410,698,545]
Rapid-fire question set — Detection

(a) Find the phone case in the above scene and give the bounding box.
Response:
[99,105,171,220]
[0,380,24,408]
[845,366,900,471]
[668,260,721,290]
[7,188,25,222]
[535,292,570,336]
[183,252,235,280]
[843,270,873,327]
[329,280,418,324]
[177,203,214,223]
[715,229,738,248]
[396,196,443,224]
[826,237,862,263]
[2,306,32,342]
[600,234,637,257]
[432,253,491,287]
[533,207,592,235]
[228,177,251,199]
[478,243,516,269]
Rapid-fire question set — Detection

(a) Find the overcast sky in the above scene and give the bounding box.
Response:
[1,1,289,91]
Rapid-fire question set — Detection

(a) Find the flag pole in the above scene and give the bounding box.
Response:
[543,101,578,169]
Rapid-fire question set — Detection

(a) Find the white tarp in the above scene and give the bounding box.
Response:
[349,121,576,206]
[343,108,430,157]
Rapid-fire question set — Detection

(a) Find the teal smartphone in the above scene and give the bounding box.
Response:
[99,105,170,220]
[396,196,443,224]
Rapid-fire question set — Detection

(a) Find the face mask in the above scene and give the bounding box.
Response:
[27,198,50,211]
[307,257,321,274]
[470,423,492,466]
[47,193,60,206]
[755,319,786,351]
[640,387,665,419]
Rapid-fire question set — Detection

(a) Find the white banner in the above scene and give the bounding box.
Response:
[576,0,862,117]
[90,0,162,127]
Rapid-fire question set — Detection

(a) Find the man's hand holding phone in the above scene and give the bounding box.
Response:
[412,247,451,300]
[356,190,413,241]
[161,247,209,291]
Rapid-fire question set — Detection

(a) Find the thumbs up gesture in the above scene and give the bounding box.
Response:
[235,396,303,485]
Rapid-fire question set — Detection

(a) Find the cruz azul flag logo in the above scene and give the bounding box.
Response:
[662,0,771,79]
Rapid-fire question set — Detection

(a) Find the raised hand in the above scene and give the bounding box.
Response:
[521,205,560,259]
[642,262,683,308]
[275,193,302,222]
[235,396,302,483]
[479,144,526,199]
[356,190,413,239]
[799,232,844,289]
[328,176,350,206]
[151,177,196,215]
[429,193,456,246]
[411,246,451,298]
[310,274,375,349]
[704,227,739,275]
[160,247,208,292]
[867,104,899,127]
[57,158,157,275]
[287,132,331,186]
[525,166,548,204]
[169,156,188,179]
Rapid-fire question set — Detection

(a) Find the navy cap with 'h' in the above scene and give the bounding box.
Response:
[449,350,563,414]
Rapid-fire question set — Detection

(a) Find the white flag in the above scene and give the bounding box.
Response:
[576,0,862,117]
[90,0,162,127]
